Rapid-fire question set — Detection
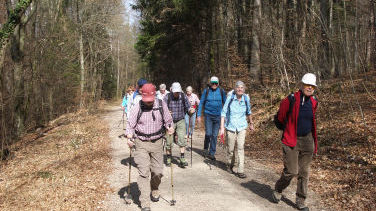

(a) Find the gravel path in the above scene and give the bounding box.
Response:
[102,105,324,211]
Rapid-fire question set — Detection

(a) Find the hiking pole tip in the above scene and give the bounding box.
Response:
[170,199,176,206]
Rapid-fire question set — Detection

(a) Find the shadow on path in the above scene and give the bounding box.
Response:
[118,182,141,207]
[240,180,275,203]
[120,157,137,168]
[240,180,296,209]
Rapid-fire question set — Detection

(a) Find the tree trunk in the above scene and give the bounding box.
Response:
[116,39,120,98]
[250,0,261,84]
[77,0,85,108]
[79,32,85,108]
[370,0,376,70]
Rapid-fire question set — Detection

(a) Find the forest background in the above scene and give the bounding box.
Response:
[1,0,375,210]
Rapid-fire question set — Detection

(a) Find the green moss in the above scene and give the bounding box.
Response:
[0,0,32,48]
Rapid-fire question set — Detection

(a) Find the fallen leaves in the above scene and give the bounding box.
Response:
[0,107,112,210]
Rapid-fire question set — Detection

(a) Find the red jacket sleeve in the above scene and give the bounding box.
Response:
[277,96,291,125]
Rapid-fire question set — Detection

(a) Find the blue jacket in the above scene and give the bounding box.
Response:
[121,95,128,112]
[198,87,226,117]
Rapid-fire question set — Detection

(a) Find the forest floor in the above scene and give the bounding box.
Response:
[0,71,375,210]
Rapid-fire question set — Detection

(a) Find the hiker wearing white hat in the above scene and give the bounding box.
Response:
[271,73,319,211]
[164,82,192,167]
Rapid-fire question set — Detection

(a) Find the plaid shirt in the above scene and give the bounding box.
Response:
[163,93,191,122]
[126,99,173,141]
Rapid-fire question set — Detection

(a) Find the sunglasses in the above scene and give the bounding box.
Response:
[211,82,218,85]
[303,84,316,90]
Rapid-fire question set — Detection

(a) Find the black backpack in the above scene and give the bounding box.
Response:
[167,92,188,114]
[203,87,226,107]
[134,99,166,137]
[274,94,295,130]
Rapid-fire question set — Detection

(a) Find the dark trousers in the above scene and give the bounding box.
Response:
[275,133,314,200]
[204,114,221,156]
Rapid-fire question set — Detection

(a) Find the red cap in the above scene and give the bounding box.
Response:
[141,83,156,102]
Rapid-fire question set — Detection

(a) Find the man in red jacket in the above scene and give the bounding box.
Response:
[271,73,318,211]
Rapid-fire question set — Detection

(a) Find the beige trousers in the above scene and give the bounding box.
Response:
[133,138,164,207]
[226,129,246,173]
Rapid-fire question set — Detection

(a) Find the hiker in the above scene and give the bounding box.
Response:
[271,73,319,211]
[185,86,200,139]
[121,86,135,116]
[127,78,148,112]
[156,83,170,100]
[164,82,192,167]
[197,76,227,160]
[219,81,254,179]
[125,83,174,211]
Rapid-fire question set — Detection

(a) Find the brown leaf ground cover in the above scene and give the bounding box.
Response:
[0,101,112,210]
[246,71,376,211]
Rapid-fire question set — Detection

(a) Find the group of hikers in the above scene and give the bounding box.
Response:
[120,73,318,211]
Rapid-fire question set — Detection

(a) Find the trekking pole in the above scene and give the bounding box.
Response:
[122,110,125,130]
[118,109,125,128]
[170,160,176,206]
[190,111,197,167]
[167,123,176,206]
[124,146,133,204]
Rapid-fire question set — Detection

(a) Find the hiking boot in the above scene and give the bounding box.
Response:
[150,190,160,202]
[271,190,282,203]
[203,150,209,158]
[208,154,216,161]
[237,173,247,179]
[141,207,151,211]
[296,197,309,210]
[166,157,171,167]
[179,157,188,167]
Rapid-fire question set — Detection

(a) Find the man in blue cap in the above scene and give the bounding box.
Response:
[127,78,148,112]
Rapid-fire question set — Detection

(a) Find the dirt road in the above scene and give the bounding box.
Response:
[103,105,323,211]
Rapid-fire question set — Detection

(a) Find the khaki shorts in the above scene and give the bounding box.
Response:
[165,119,186,149]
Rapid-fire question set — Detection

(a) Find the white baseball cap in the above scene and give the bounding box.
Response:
[171,82,182,93]
[210,76,219,83]
[301,73,317,87]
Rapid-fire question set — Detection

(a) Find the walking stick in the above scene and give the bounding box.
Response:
[124,147,133,204]
[190,111,197,167]
[170,161,176,206]
[118,109,125,129]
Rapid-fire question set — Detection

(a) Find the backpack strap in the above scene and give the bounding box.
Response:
[220,88,225,105]
[167,92,172,109]
[157,99,165,126]
[226,93,236,126]
[134,99,166,137]
[244,94,250,116]
[203,87,209,108]
[135,100,143,126]
[181,93,188,114]
[285,93,295,125]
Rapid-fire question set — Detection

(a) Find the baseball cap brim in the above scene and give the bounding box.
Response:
[142,95,155,102]
[171,88,182,92]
